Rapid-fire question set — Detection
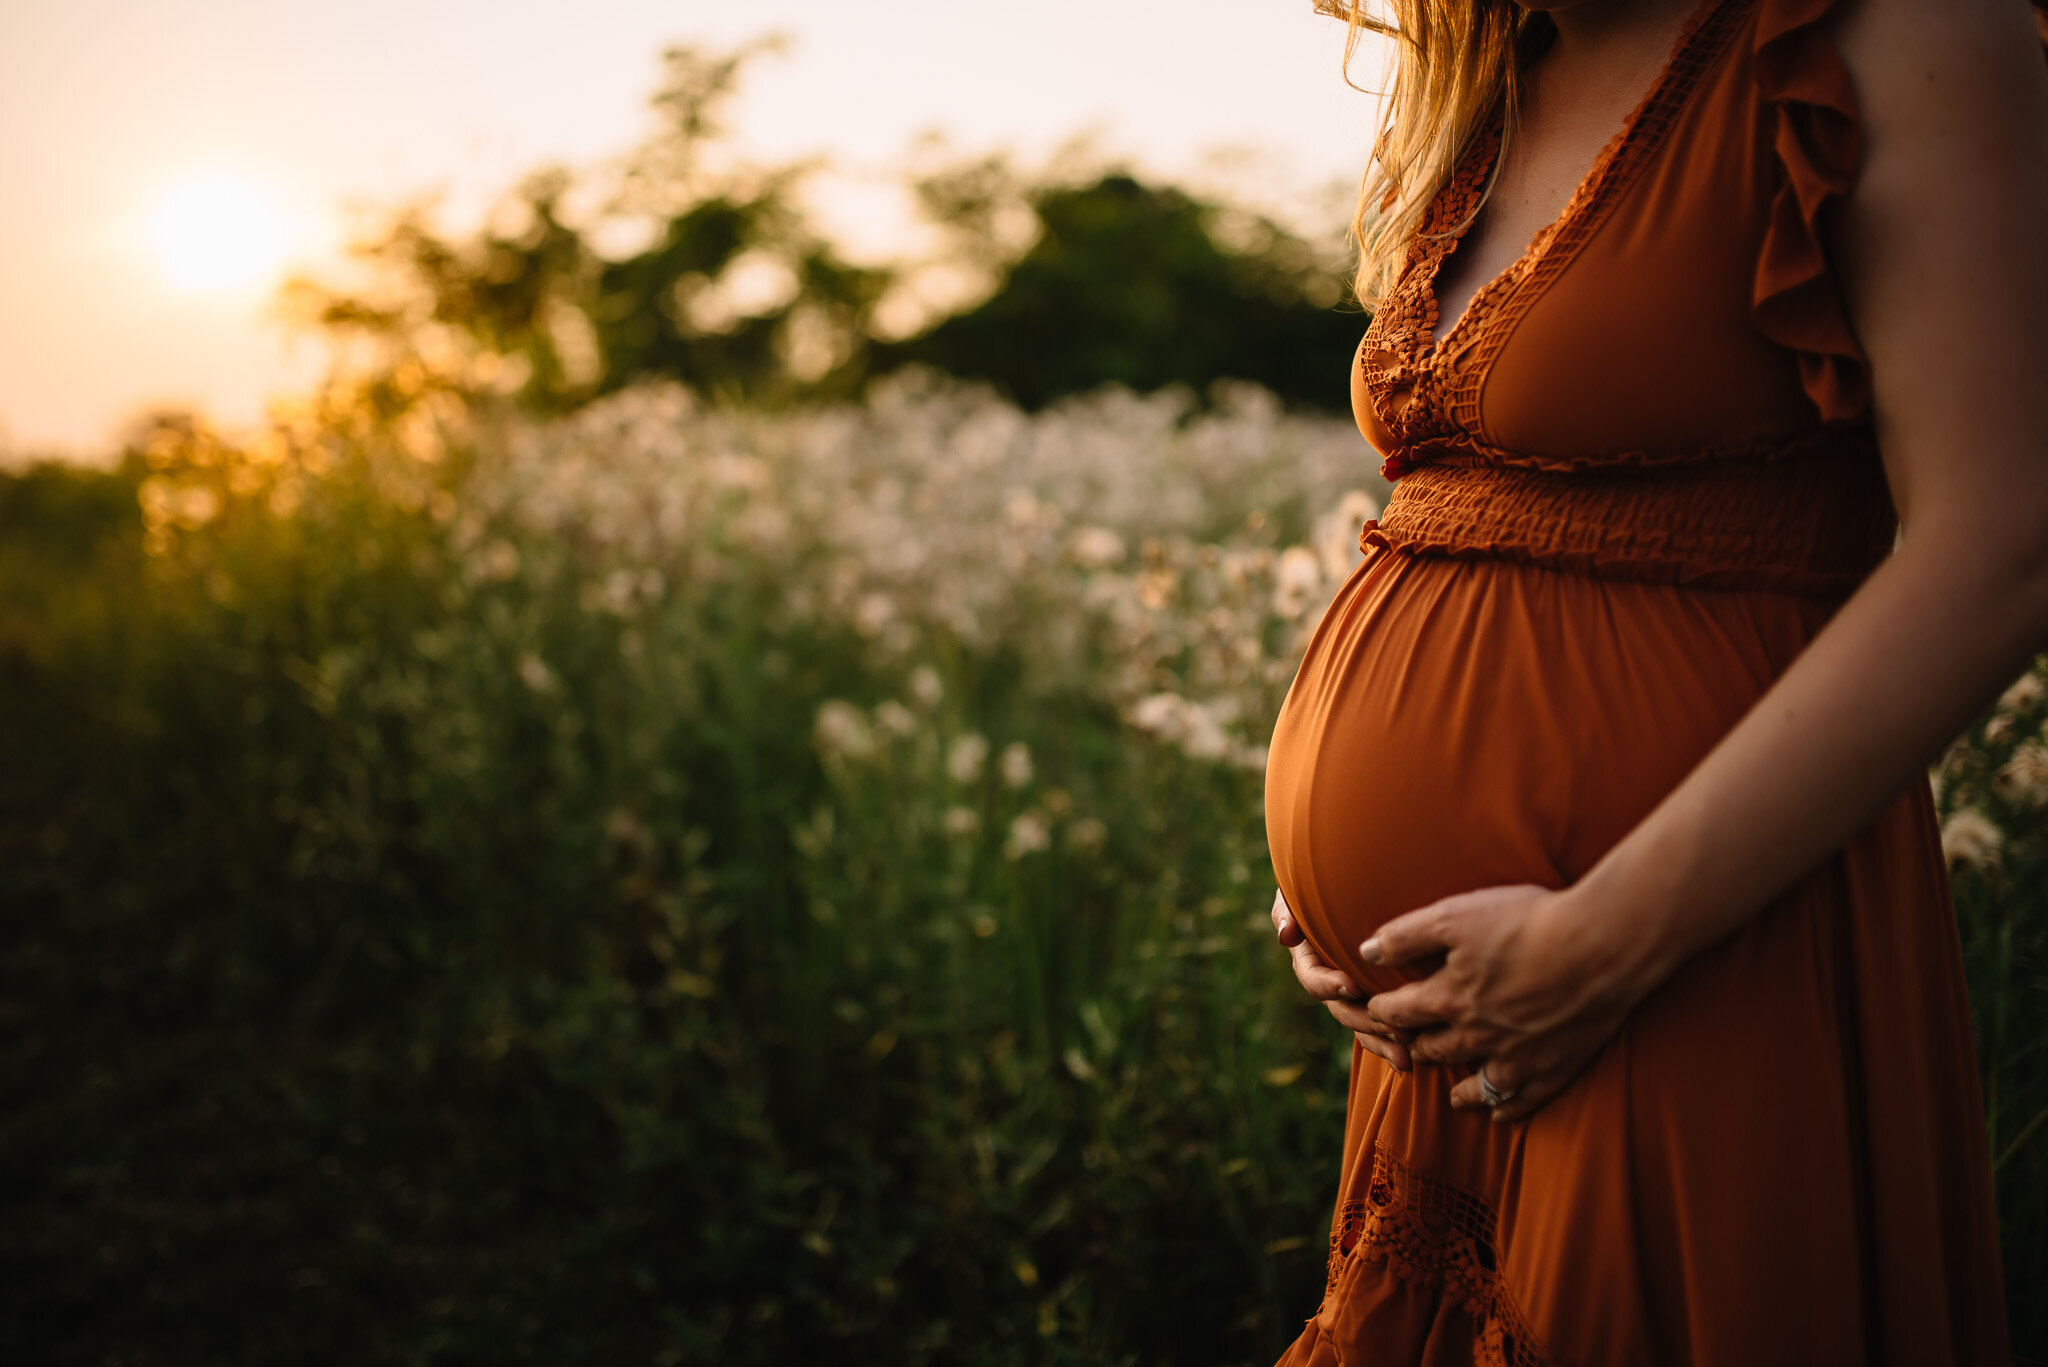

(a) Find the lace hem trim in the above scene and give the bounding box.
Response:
[1322,1146,1556,1367]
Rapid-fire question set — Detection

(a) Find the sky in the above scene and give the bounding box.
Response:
[0,0,1387,460]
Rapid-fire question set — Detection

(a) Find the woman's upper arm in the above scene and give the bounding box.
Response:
[1829,0,2048,569]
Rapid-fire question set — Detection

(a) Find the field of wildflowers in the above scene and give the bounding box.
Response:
[1,368,2041,1361]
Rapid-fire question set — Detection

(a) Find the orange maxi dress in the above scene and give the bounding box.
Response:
[1262,0,2017,1362]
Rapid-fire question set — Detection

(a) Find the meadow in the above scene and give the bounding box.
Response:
[1,359,2042,1363]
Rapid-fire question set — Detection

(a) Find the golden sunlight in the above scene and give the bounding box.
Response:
[143,176,291,292]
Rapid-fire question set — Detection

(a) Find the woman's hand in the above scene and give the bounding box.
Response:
[1271,889,1414,1072]
[1357,883,1646,1122]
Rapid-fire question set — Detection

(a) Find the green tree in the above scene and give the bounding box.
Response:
[283,43,1363,417]
[285,43,889,412]
[885,173,1363,412]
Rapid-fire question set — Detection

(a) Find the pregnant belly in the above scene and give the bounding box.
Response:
[1263,543,1832,994]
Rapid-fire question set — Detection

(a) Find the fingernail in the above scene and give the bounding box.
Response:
[1358,937,1382,963]
[1277,914,1291,933]
[1336,976,1357,997]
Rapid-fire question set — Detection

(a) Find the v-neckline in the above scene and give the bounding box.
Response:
[1418,0,1733,358]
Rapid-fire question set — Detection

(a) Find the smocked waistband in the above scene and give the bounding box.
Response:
[1361,450,1898,599]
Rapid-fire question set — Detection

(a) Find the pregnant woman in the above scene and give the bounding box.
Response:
[1263,0,2047,1361]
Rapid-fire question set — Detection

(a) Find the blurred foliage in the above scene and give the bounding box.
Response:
[287,44,892,412]
[2,372,2043,1362]
[1933,682,2048,1338]
[882,174,1364,412]
[0,383,1369,1365]
[283,43,1362,418]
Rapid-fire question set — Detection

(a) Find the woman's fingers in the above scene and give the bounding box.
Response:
[1362,978,1456,1031]
[1357,897,1459,965]
[1448,1058,1563,1121]
[1269,887,1419,1076]
[1322,995,1380,1035]
[1359,883,1548,965]
[1270,888,1305,946]
[1447,1064,1506,1112]
[1405,1026,1484,1067]
[1354,1030,1413,1072]
[1481,1072,1571,1123]
[1350,883,1622,1118]
[1327,999,1414,1072]
[1287,935,1359,1002]
[1444,1018,1614,1121]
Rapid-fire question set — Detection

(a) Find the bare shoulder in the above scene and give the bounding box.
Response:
[1823,0,2048,535]
[1829,0,2048,170]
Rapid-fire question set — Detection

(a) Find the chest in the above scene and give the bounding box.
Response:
[1355,0,1828,472]
[1430,25,1703,349]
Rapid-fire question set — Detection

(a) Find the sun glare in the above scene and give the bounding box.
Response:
[144,177,291,293]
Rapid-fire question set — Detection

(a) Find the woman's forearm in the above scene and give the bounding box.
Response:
[1561,527,2048,1009]
[1555,0,2048,1009]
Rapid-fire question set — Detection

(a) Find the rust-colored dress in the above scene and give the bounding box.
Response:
[1262,0,2016,1362]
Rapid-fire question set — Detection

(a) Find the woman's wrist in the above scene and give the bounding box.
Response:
[1537,877,1678,1020]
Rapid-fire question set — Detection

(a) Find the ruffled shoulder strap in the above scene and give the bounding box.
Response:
[1753,0,2048,422]
[1750,0,1867,422]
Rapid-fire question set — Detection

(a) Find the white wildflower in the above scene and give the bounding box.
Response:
[1313,489,1382,582]
[1999,671,2044,714]
[599,567,640,613]
[1179,701,1234,761]
[1066,817,1108,855]
[999,742,1034,789]
[1126,692,1241,765]
[907,665,944,709]
[854,593,896,639]
[874,700,918,738]
[1940,808,2004,869]
[516,652,557,695]
[944,806,980,837]
[472,538,522,583]
[814,700,876,762]
[1994,741,2048,807]
[947,733,989,784]
[1004,810,1051,859]
[1271,546,1324,620]
[448,372,1379,763]
[1137,568,1175,611]
[1130,693,1187,735]
[707,452,768,491]
[1069,525,1127,569]
[734,502,790,550]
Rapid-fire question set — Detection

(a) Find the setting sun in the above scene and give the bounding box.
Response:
[143,176,290,292]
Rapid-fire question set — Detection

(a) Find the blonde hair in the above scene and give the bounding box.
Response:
[1317,1,1555,307]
